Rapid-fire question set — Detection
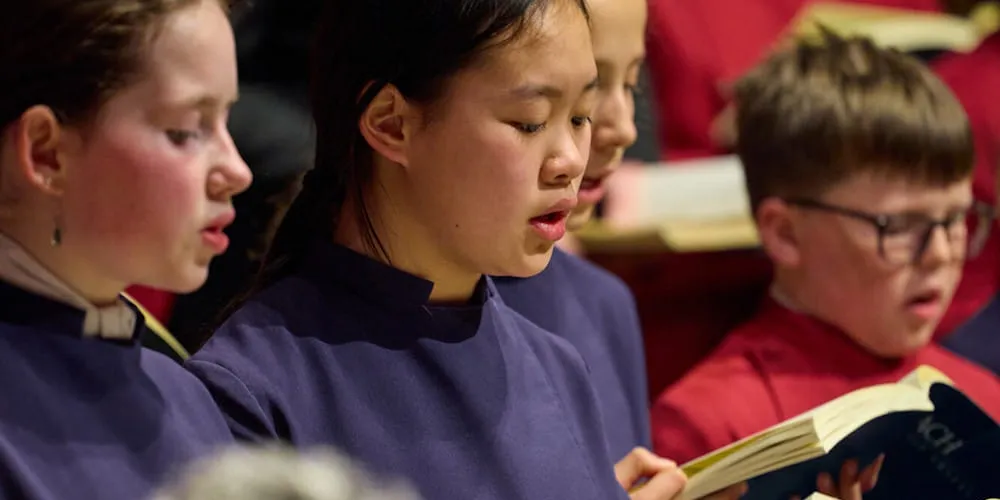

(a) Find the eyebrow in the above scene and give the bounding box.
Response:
[509,76,600,100]
[177,94,240,112]
[595,55,646,72]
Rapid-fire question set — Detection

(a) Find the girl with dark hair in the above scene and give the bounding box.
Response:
[187,0,743,498]
[0,0,251,498]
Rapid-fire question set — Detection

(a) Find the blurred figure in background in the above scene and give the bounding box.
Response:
[645,0,942,160]
[494,0,652,463]
[152,445,420,500]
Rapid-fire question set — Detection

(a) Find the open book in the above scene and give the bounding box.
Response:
[574,156,758,254]
[677,365,1000,500]
[788,1,986,54]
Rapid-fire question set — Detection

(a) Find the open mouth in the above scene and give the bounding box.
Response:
[580,177,603,191]
[529,210,570,241]
[531,211,568,224]
[200,225,230,253]
[907,290,941,307]
[905,289,943,320]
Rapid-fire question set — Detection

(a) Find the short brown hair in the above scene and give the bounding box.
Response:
[0,0,233,128]
[735,30,973,214]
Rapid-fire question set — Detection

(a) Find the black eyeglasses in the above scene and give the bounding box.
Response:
[784,197,995,266]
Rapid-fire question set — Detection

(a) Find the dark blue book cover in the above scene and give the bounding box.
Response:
[741,383,999,500]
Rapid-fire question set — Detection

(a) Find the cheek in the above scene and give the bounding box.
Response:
[421,126,539,223]
[803,233,894,300]
[65,137,202,243]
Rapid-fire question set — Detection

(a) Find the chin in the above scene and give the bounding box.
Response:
[497,248,555,278]
[150,265,210,294]
[566,206,595,232]
[868,329,934,359]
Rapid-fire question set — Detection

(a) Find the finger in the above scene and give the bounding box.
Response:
[615,447,676,490]
[700,482,748,500]
[860,454,886,492]
[816,472,836,495]
[837,459,863,500]
[630,467,687,500]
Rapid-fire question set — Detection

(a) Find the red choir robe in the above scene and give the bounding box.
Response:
[645,0,942,161]
[650,296,1000,464]
[125,285,175,324]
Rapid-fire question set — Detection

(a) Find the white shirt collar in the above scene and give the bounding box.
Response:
[769,284,803,313]
[0,233,137,340]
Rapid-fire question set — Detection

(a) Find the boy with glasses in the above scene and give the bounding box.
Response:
[650,31,1000,466]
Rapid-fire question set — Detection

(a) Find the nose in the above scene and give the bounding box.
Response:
[592,88,638,152]
[207,130,253,200]
[540,127,589,187]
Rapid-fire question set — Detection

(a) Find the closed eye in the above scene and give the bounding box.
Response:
[512,122,545,134]
[571,116,592,128]
[166,129,200,146]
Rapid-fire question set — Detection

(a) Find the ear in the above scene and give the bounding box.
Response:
[10,106,68,197]
[357,83,417,168]
[756,197,802,268]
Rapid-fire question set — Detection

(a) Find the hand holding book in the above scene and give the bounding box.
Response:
[616,447,746,500]
[671,366,1000,499]
[791,455,883,500]
[618,448,882,499]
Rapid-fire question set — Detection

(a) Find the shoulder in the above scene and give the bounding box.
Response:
[650,321,783,462]
[545,251,639,329]
[496,298,588,366]
[655,323,772,407]
[494,250,638,332]
[923,344,1000,392]
[944,294,1000,374]
[201,273,340,355]
[552,250,635,305]
[191,275,329,394]
[921,344,1000,419]
[138,348,232,428]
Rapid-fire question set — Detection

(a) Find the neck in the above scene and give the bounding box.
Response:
[0,215,123,306]
[333,185,480,304]
[770,268,812,314]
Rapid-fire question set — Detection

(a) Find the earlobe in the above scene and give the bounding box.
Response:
[757,198,801,267]
[357,84,412,167]
[13,106,68,196]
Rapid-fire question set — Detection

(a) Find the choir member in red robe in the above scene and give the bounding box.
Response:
[651,31,1000,465]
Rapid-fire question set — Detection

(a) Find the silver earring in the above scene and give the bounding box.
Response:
[50,222,62,247]
[45,178,62,247]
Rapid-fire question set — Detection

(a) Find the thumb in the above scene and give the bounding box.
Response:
[630,467,688,500]
[614,447,676,490]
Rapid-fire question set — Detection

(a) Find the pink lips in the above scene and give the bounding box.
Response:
[529,211,570,241]
[201,211,235,254]
[578,176,607,206]
[905,290,943,321]
[529,197,577,242]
